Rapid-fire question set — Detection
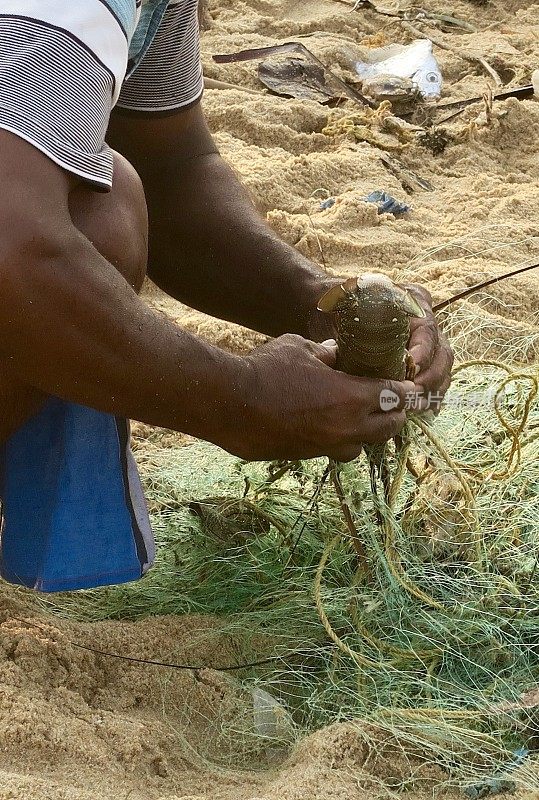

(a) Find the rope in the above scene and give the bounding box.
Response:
[313,362,536,682]
[313,535,385,670]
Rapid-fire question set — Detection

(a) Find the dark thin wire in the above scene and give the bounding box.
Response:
[71,642,286,672]
[433,262,539,312]
[282,462,331,573]
[11,617,287,672]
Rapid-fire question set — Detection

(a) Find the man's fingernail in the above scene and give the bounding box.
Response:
[321,339,337,347]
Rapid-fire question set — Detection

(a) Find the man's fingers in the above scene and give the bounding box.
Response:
[374,378,415,411]
[348,378,413,444]
[416,372,452,413]
[367,408,408,443]
[413,337,454,397]
[329,445,364,463]
[408,314,439,376]
[309,338,338,367]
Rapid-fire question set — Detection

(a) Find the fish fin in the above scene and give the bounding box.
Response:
[362,39,434,65]
[356,43,408,64]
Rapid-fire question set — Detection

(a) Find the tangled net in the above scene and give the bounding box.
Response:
[42,354,539,790]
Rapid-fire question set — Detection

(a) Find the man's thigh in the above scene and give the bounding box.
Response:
[69,151,148,291]
[0,151,148,442]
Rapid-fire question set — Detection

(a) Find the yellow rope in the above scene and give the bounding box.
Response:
[314,535,386,670]
[491,373,538,479]
[411,415,482,566]
[313,359,537,729]
[450,362,538,481]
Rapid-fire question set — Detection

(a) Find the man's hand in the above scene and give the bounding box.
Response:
[225,334,415,462]
[404,285,454,411]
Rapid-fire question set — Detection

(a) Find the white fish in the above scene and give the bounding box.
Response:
[353,39,442,101]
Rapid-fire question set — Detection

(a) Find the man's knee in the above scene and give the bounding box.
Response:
[68,152,148,293]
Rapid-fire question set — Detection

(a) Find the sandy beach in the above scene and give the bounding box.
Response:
[1,1,539,798]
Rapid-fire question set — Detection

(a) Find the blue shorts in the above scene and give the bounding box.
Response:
[0,398,155,592]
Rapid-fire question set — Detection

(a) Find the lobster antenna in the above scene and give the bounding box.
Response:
[433,261,539,312]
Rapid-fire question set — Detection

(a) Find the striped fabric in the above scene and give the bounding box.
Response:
[118,0,203,113]
[0,0,203,189]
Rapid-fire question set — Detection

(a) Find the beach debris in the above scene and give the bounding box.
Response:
[482,85,494,127]
[320,197,336,209]
[362,190,410,215]
[252,687,295,740]
[323,103,421,152]
[417,127,453,154]
[433,83,534,118]
[338,49,428,111]
[351,39,443,101]
[464,778,516,799]
[463,748,528,799]
[213,42,373,107]
[361,73,422,114]
[380,153,434,192]
[401,21,502,87]
[410,9,477,33]
[258,57,339,103]
[252,687,295,764]
[354,1,478,33]
[533,69,539,98]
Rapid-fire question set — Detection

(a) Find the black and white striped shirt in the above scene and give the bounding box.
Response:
[0,1,204,189]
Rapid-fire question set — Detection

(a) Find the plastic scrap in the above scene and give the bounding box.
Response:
[320,197,336,210]
[463,747,528,799]
[362,190,411,216]
[464,779,516,799]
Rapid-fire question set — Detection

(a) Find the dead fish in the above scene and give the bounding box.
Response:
[353,39,442,101]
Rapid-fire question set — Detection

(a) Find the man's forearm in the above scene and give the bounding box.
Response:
[108,109,334,339]
[1,224,246,445]
[146,152,332,338]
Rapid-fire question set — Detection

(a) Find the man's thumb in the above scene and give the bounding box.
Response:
[312,338,338,367]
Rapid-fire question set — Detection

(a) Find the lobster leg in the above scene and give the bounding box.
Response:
[366,349,416,510]
[365,442,390,502]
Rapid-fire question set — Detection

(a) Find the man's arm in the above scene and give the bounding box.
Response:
[0,131,246,443]
[107,102,453,397]
[107,103,334,341]
[0,130,413,462]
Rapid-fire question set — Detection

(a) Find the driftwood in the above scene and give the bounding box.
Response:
[436,83,534,111]
[380,153,434,192]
